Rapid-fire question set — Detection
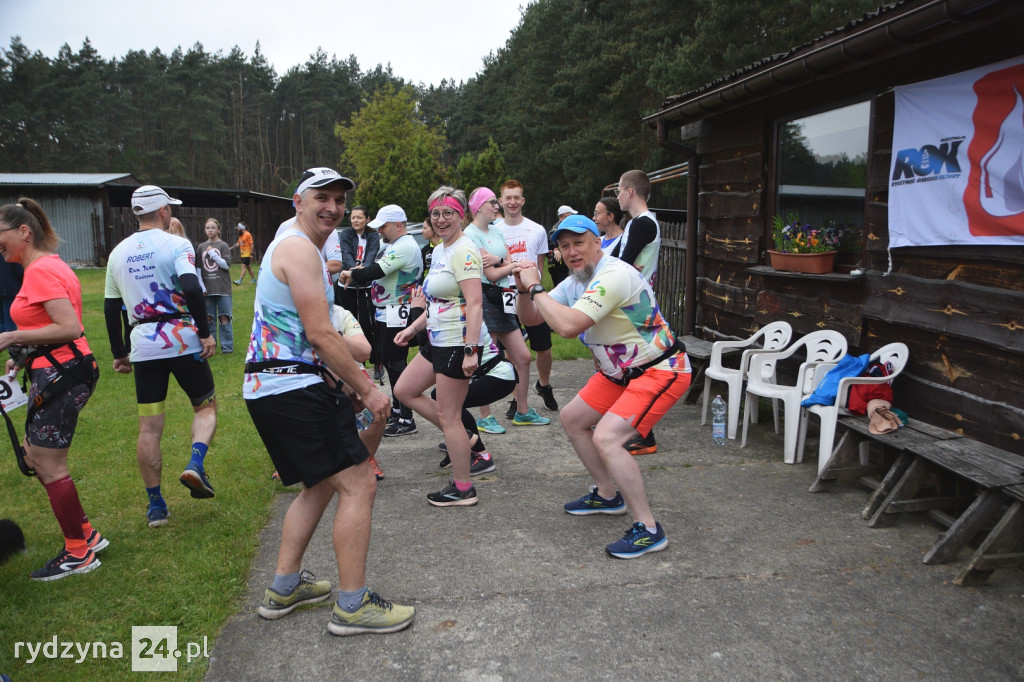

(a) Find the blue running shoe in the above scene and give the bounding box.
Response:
[512,407,550,426]
[605,522,667,559]
[147,505,170,528]
[564,486,627,515]
[179,463,215,499]
[476,415,506,434]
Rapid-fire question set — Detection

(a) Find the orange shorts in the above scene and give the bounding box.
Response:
[578,368,691,437]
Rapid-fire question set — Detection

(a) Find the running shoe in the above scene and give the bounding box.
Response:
[147,505,170,528]
[564,486,627,516]
[513,407,551,426]
[439,453,451,469]
[469,452,495,476]
[535,381,559,411]
[384,418,417,437]
[30,547,100,582]
[327,591,415,636]
[257,570,332,620]
[179,463,215,499]
[476,415,506,434]
[368,456,384,481]
[233,278,242,285]
[505,399,518,420]
[427,480,478,507]
[626,431,658,455]
[85,529,109,554]
[605,521,668,559]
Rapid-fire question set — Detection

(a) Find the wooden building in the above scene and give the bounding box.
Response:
[0,173,294,265]
[643,0,1024,454]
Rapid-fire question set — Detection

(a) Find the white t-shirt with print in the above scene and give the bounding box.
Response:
[105,228,202,362]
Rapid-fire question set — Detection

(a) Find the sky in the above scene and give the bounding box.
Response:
[1,0,528,87]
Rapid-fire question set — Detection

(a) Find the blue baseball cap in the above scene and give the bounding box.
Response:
[553,214,599,241]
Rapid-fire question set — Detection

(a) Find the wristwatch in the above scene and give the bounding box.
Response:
[529,283,545,300]
[464,345,483,356]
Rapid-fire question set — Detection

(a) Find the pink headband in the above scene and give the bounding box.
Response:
[468,187,496,216]
[428,196,465,220]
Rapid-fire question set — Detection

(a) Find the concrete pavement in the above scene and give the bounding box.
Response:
[206,360,1024,681]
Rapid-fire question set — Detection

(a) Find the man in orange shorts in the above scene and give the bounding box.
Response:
[513,215,690,559]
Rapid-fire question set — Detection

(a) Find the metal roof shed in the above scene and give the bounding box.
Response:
[0,173,141,266]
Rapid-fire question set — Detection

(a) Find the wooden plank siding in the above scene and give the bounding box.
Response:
[675,85,1024,455]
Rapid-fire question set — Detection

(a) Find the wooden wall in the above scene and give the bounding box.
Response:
[683,91,1024,454]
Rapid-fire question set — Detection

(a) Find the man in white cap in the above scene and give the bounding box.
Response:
[103,185,218,528]
[244,168,415,635]
[547,204,577,288]
[339,204,422,438]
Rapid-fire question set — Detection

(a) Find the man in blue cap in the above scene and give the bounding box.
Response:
[512,215,691,559]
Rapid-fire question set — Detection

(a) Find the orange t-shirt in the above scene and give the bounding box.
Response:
[238,231,253,258]
[11,254,91,367]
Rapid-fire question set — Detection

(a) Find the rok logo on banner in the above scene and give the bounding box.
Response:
[889,55,1024,248]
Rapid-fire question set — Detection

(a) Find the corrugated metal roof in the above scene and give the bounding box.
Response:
[0,172,137,186]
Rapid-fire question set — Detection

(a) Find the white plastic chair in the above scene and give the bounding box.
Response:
[799,343,910,474]
[701,321,792,439]
[740,330,848,464]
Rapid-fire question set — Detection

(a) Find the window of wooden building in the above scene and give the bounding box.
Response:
[775,100,871,268]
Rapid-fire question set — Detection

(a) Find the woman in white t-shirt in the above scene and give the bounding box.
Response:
[394,187,484,507]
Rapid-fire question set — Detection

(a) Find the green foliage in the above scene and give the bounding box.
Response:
[335,84,447,220]
[453,138,507,194]
[1,0,879,215]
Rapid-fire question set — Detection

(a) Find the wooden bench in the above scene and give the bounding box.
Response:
[812,415,1024,586]
[680,335,712,404]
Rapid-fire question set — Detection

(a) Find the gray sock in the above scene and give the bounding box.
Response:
[336,587,368,613]
[271,571,300,596]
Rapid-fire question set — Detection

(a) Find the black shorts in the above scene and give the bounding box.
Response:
[246,382,369,487]
[377,319,414,361]
[241,256,251,265]
[133,353,216,412]
[524,321,553,352]
[418,342,470,381]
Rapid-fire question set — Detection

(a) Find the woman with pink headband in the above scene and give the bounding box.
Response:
[464,187,540,434]
[394,186,485,506]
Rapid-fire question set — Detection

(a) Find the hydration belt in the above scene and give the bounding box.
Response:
[606,336,687,386]
[245,359,331,381]
[132,312,188,327]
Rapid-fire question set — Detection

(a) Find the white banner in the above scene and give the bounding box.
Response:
[889,55,1024,248]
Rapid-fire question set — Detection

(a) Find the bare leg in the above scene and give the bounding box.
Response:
[191,399,217,451]
[593,413,654,527]
[137,414,165,488]
[495,329,533,412]
[394,354,441,429]
[435,374,471,482]
[559,395,617,498]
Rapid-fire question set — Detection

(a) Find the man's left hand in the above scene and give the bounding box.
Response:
[199,336,216,359]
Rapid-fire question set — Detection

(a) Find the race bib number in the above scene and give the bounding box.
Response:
[502,288,517,314]
[386,303,411,328]
[0,374,27,412]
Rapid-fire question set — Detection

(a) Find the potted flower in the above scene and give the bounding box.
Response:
[768,214,840,274]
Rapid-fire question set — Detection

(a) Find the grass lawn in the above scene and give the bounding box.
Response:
[0,265,269,681]
[0,263,589,680]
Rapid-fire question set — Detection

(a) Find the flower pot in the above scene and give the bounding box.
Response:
[768,250,836,274]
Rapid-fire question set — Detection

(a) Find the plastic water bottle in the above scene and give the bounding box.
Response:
[712,395,727,445]
[355,408,374,431]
